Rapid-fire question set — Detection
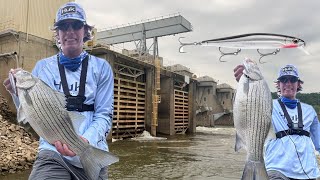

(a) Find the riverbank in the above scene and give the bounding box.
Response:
[0,95,38,175]
[0,114,38,175]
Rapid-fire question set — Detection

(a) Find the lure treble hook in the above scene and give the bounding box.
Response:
[178,37,202,53]
[257,49,280,64]
[218,47,241,62]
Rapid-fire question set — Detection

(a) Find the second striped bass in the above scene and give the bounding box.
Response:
[233,58,273,180]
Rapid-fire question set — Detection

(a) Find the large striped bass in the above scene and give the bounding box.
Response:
[12,70,119,180]
[233,58,273,180]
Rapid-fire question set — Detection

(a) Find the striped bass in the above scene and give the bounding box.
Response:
[12,70,119,180]
[233,58,273,180]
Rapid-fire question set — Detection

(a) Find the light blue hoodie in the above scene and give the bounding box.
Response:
[29,53,114,168]
[265,99,320,179]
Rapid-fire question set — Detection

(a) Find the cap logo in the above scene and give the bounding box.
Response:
[282,66,294,73]
[61,6,76,15]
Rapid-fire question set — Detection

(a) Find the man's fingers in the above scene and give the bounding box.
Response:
[233,65,245,82]
[233,65,243,73]
[80,136,89,144]
[54,141,76,157]
[236,74,242,82]
[54,141,63,153]
[62,144,76,156]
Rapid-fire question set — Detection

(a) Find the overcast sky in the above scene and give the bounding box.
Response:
[77,0,320,93]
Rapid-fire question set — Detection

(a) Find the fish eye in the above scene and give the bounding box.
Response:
[292,39,299,44]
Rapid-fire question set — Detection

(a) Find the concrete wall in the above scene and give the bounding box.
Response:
[196,112,212,127]
[0,0,72,40]
[215,114,233,126]
[187,79,196,134]
[195,81,230,127]
[158,77,174,135]
[0,31,58,115]
[216,90,234,112]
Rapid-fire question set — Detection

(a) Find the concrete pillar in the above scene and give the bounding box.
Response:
[145,67,154,134]
[187,79,197,134]
[157,77,175,135]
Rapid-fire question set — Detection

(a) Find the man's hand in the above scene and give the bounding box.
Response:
[233,65,245,82]
[54,136,89,157]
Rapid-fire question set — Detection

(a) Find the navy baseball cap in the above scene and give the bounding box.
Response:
[54,2,89,26]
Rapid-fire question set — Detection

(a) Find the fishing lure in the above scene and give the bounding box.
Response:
[178,33,308,63]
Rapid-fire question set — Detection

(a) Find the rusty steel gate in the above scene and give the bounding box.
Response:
[173,89,189,134]
[113,63,146,139]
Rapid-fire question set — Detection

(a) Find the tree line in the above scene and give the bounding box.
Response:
[271,92,320,114]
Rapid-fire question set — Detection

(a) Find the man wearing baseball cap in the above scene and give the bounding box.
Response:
[3,2,118,179]
[234,63,320,179]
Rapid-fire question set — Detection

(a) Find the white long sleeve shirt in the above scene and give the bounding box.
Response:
[31,54,114,167]
[265,99,320,179]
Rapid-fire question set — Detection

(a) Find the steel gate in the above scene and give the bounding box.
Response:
[113,63,146,139]
[174,89,189,134]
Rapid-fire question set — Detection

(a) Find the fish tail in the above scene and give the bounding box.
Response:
[80,147,119,180]
[241,160,268,180]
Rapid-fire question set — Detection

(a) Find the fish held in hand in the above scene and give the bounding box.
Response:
[12,69,119,180]
[233,58,273,180]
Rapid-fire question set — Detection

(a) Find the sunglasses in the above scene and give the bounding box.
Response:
[57,21,84,31]
[279,76,299,83]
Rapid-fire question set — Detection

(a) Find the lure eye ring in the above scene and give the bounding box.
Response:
[292,38,299,44]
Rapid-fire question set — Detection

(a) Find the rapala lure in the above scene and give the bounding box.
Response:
[178,33,308,63]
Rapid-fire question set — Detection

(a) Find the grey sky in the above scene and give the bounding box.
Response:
[77,0,320,93]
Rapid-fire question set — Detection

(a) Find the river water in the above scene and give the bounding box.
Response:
[1,127,246,180]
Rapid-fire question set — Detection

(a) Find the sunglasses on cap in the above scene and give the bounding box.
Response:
[278,76,299,83]
[57,21,84,31]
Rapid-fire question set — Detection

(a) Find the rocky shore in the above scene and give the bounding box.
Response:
[0,95,38,175]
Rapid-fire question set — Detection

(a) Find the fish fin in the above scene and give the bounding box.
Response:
[241,160,268,180]
[265,123,276,144]
[235,132,246,152]
[17,105,39,139]
[23,91,33,106]
[68,111,86,132]
[80,147,119,180]
[17,104,27,124]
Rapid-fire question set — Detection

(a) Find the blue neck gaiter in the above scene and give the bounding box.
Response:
[280,96,298,109]
[59,51,88,72]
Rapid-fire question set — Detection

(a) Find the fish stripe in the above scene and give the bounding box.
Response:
[32,84,86,152]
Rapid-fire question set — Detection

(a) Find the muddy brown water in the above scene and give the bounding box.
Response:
[0,127,246,180]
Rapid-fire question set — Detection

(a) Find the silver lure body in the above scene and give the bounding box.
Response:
[179,33,306,50]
